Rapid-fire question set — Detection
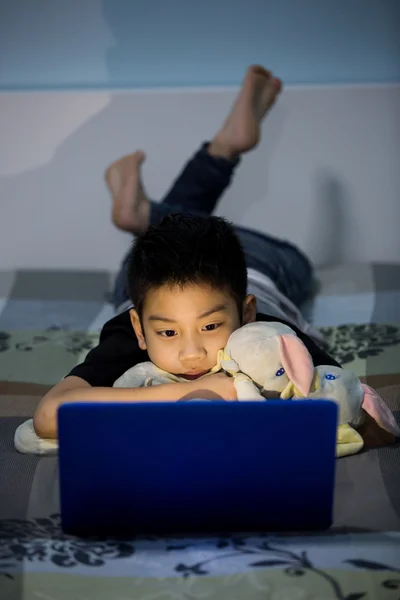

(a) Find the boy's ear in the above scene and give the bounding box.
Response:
[129,309,147,351]
[242,294,257,325]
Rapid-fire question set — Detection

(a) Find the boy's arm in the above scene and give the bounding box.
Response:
[33,373,236,440]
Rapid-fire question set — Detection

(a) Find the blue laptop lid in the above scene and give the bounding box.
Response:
[58,400,337,537]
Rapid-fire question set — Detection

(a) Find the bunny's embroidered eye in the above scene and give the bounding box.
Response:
[275,367,285,377]
[325,373,337,380]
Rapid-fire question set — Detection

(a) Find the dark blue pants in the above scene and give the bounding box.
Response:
[113,143,313,309]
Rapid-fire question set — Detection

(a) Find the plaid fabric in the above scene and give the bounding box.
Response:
[1,262,400,331]
[0,265,400,599]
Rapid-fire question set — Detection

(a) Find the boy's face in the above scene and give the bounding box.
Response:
[130,283,256,379]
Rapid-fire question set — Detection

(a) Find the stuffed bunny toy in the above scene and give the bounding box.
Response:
[216,321,315,401]
[218,322,400,456]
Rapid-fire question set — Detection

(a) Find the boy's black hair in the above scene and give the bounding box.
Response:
[127,213,248,323]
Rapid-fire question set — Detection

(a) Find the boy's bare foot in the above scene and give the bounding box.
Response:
[105,151,150,234]
[209,65,282,160]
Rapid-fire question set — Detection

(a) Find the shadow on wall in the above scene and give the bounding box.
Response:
[308,172,350,266]
[1,85,294,270]
[0,92,288,268]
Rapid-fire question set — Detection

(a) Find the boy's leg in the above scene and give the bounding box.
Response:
[108,65,313,311]
[234,226,314,307]
[106,145,237,236]
[106,66,282,234]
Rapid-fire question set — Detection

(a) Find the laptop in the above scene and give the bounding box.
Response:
[58,400,337,537]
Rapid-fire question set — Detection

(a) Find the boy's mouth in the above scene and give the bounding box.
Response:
[180,371,209,380]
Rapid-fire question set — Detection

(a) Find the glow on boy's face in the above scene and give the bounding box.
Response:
[130,283,256,378]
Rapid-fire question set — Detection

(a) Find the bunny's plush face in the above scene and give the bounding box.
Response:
[224,322,289,393]
[244,338,291,395]
[224,322,314,397]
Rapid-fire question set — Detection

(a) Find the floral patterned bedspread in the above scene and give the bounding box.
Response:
[1,515,400,600]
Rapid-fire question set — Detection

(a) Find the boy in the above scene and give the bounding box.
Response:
[33,66,340,440]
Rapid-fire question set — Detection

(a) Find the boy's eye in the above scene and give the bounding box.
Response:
[203,323,221,332]
[157,323,222,337]
[158,330,176,338]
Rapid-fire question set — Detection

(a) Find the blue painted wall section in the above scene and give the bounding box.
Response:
[0,0,399,89]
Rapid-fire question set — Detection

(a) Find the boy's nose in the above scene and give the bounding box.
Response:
[179,341,207,363]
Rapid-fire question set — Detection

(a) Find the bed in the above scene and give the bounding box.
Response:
[1,263,399,599]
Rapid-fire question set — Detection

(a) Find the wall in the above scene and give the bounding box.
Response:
[1,0,399,270]
[1,84,399,270]
[1,0,399,89]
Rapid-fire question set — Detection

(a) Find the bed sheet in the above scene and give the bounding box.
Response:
[1,265,400,599]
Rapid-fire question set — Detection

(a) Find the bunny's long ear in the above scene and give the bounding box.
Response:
[277,334,314,397]
[361,383,400,437]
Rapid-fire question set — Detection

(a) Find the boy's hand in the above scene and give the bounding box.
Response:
[180,372,237,401]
